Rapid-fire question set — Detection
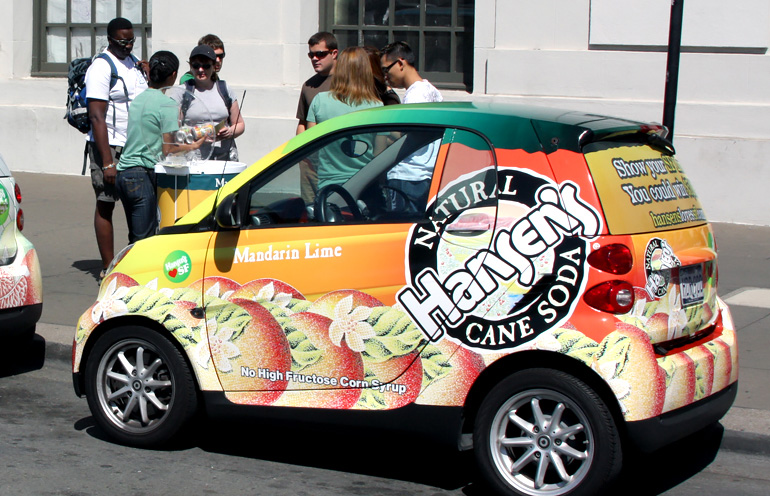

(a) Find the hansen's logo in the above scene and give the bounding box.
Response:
[397,169,602,352]
[644,238,681,299]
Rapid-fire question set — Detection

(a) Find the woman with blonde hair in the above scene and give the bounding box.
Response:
[306,46,383,190]
[307,46,383,128]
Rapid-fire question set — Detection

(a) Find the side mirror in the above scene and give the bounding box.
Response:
[215,193,242,228]
[340,138,369,157]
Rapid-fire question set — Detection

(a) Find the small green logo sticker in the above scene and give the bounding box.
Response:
[164,250,192,283]
[0,184,10,226]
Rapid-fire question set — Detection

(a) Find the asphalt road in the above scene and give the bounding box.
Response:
[1,341,769,495]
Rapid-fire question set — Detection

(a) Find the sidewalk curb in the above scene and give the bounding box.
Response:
[38,323,770,457]
[719,406,770,457]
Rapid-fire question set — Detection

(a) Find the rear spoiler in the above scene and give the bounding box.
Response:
[578,124,676,155]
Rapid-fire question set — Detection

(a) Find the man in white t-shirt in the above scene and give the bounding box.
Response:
[380,41,443,214]
[85,17,148,280]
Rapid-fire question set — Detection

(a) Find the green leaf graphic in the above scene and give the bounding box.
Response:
[362,306,425,363]
[420,343,452,388]
[283,322,323,372]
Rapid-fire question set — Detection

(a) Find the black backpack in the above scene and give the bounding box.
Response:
[64,52,135,133]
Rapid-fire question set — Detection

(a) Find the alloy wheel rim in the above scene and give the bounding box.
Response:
[96,339,175,434]
[489,388,594,496]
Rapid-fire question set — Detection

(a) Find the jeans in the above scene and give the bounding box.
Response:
[387,178,430,214]
[116,167,158,243]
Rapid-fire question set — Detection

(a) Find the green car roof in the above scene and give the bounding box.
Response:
[290,101,656,154]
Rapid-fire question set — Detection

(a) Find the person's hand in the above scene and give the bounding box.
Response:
[137,59,149,79]
[217,125,234,141]
[103,165,117,185]
[191,136,206,150]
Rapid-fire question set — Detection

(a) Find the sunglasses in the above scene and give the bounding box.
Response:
[109,36,135,48]
[191,62,212,70]
[215,52,226,60]
[382,60,399,73]
[308,50,331,59]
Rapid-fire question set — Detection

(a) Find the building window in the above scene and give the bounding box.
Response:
[33,0,152,76]
[320,0,474,91]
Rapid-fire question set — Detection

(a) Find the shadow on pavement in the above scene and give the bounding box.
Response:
[615,422,724,495]
[0,334,46,378]
[78,412,483,494]
[73,259,103,283]
[74,407,725,495]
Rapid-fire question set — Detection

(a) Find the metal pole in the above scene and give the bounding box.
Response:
[663,0,684,141]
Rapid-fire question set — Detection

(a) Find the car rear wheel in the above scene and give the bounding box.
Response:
[84,326,198,447]
[473,369,621,496]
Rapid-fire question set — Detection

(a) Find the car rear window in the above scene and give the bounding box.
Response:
[583,141,707,234]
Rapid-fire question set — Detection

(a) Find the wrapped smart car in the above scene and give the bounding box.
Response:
[73,103,737,496]
[0,154,42,341]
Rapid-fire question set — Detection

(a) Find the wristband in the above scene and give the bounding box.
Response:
[103,163,116,170]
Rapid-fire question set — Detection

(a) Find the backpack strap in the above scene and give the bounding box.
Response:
[216,80,233,124]
[180,80,233,124]
[94,52,132,130]
[216,80,233,111]
[94,52,129,98]
[180,80,196,121]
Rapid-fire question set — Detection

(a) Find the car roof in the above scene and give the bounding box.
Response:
[292,101,655,155]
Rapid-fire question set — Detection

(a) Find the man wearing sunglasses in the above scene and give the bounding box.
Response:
[85,17,148,282]
[295,32,338,204]
[380,41,443,214]
[295,32,338,135]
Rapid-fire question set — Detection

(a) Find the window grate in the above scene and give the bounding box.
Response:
[320,0,474,91]
[33,0,152,77]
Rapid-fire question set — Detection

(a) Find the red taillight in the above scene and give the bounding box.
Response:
[14,183,22,203]
[16,208,24,231]
[587,244,633,275]
[584,280,635,313]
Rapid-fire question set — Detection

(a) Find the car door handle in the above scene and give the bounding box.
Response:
[445,221,491,235]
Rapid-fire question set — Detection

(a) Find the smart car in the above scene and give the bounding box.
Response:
[72,103,737,496]
[0,154,42,341]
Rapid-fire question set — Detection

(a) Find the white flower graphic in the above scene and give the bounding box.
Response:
[196,318,241,373]
[91,277,129,323]
[255,282,292,308]
[666,288,688,340]
[534,333,562,352]
[206,281,234,301]
[145,277,173,297]
[328,295,375,352]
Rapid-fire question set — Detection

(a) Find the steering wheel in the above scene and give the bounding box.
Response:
[314,184,363,223]
[382,185,422,215]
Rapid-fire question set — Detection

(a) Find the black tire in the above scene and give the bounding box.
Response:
[84,326,198,447]
[473,369,621,496]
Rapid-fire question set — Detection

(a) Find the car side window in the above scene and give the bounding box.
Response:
[431,129,497,223]
[245,127,447,228]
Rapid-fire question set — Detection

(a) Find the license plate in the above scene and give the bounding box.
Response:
[679,264,704,307]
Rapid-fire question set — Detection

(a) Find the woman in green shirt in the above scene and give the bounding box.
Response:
[116,51,204,243]
[307,46,383,190]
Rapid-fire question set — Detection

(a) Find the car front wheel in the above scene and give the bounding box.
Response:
[474,369,621,496]
[84,326,198,447]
